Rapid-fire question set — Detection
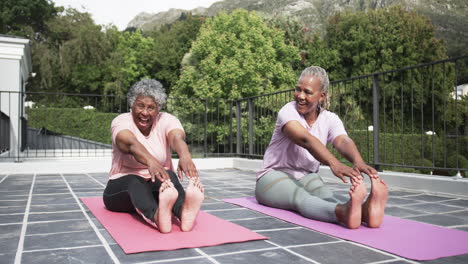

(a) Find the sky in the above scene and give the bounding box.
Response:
[51,0,221,30]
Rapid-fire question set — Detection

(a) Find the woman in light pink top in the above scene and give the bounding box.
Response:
[256,66,388,229]
[103,79,204,233]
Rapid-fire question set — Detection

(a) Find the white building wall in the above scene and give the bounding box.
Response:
[0,36,32,159]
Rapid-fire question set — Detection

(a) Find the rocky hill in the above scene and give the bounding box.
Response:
[127,0,468,57]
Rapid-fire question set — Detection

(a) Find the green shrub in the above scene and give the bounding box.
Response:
[26,107,118,144]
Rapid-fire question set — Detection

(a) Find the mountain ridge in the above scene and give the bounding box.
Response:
[127,0,468,57]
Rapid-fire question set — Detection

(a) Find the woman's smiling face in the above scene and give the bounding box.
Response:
[294,75,325,118]
[131,96,158,135]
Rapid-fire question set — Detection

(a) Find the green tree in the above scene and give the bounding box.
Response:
[148,13,206,95]
[170,9,299,155]
[173,9,299,100]
[103,29,155,98]
[29,8,112,97]
[0,0,59,39]
[307,6,452,132]
[324,6,447,79]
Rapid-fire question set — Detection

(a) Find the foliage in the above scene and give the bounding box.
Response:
[147,14,206,95]
[102,29,155,98]
[29,8,114,97]
[172,9,300,100]
[330,130,468,176]
[324,6,447,79]
[26,107,118,144]
[0,0,59,39]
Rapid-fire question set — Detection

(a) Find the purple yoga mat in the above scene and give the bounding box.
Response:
[224,197,468,261]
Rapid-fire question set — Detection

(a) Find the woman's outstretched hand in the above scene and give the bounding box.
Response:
[148,159,170,183]
[177,156,199,181]
[353,161,379,179]
[330,161,362,184]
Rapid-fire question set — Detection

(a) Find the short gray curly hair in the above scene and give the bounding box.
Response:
[298,66,330,109]
[127,79,167,110]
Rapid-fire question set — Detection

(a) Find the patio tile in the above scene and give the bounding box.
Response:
[213,248,312,264]
[0,206,26,214]
[0,236,19,254]
[230,217,296,231]
[31,197,77,206]
[0,194,28,200]
[423,253,468,264]
[258,228,338,247]
[31,188,70,194]
[405,214,468,227]
[401,203,462,214]
[161,258,214,264]
[28,211,84,222]
[0,224,22,239]
[388,190,420,197]
[26,220,93,235]
[29,203,80,213]
[21,246,113,264]
[200,240,274,255]
[23,231,100,251]
[387,197,422,206]
[201,202,240,211]
[110,244,202,263]
[385,206,426,218]
[441,199,468,208]
[380,261,418,264]
[446,210,468,220]
[289,241,393,264]
[0,214,24,224]
[96,228,116,245]
[0,253,15,264]
[408,194,455,202]
[0,200,28,207]
[208,208,265,220]
[454,226,468,231]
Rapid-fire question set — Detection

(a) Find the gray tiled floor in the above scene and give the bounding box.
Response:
[1,169,468,263]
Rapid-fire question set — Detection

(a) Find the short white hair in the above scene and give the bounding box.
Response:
[127,79,167,110]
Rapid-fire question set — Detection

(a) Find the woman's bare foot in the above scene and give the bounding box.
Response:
[336,178,367,229]
[155,181,178,233]
[362,178,388,228]
[180,178,204,232]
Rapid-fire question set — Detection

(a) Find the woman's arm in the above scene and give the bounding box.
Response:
[115,129,170,182]
[282,121,361,183]
[168,129,198,180]
[333,135,378,178]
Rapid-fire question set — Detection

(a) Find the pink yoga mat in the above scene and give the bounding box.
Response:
[81,197,267,254]
[224,197,468,261]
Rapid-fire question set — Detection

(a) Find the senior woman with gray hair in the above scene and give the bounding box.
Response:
[256,66,388,229]
[103,79,204,233]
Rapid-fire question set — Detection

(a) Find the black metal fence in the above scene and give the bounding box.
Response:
[0,111,10,153]
[0,56,466,175]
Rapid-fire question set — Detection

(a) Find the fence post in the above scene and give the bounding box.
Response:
[229,101,233,155]
[16,90,22,162]
[236,100,242,156]
[204,99,208,158]
[372,75,380,171]
[248,98,254,156]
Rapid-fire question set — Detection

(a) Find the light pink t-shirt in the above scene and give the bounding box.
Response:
[257,101,347,180]
[109,112,184,180]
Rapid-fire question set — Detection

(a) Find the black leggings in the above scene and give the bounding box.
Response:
[103,171,185,226]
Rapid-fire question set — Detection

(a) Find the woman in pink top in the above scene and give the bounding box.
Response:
[256,66,388,229]
[103,79,204,233]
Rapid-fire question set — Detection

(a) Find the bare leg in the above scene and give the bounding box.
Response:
[154,181,178,233]
[362,178,388,228]
[335,178,367,229]
[180,178,204,232]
